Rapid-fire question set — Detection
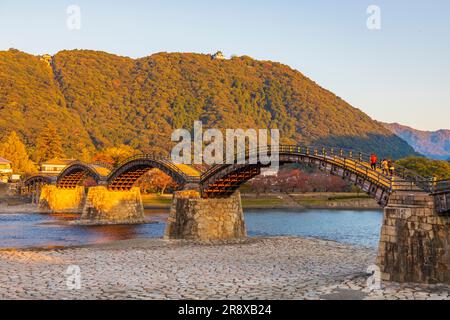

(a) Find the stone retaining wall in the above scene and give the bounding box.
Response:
[377,192,450,284]
[165,190,246,241]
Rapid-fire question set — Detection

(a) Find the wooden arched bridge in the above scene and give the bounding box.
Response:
[22,145,450,284]
[24,145,450,213]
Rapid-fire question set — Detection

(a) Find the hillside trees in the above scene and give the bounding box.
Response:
[92,144,139,166]
[35,122,65,162]
[0,131,37,174]
[396,157,450,180]
[0,49,418,159]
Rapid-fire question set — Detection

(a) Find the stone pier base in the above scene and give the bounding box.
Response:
[165,190,247,241]
[38,185,85,213]
[79,186,145,225]
[377,192,450,284]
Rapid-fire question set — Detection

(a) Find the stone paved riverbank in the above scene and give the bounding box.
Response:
[0,237,448,300]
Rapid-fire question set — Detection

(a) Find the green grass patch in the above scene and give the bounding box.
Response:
[141,194,172,206]
[242,198,284,207]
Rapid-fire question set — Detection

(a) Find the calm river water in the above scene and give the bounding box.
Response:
[0,209,383,249]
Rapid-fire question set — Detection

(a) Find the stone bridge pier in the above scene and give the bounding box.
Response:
[39,185,85,213]
[377,192,449,284]
[165,190,246,241]
[79,186,145,225]
[38,185,146,225]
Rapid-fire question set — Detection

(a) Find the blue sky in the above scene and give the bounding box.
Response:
[0,0,449,130]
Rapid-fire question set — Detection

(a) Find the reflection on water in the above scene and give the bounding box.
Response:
[0,210,168,249]
[0,209,383,249]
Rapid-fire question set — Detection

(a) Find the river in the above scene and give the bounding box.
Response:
[0,209,383,249]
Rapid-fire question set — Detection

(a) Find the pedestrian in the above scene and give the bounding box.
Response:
[381,159,389,175]
[370,153,378,170]
[388,159,395,176]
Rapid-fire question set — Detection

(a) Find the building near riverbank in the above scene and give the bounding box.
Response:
[39,158,74,175]
[0,158,13,183]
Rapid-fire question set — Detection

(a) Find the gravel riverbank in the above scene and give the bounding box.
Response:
[0,237,448,300]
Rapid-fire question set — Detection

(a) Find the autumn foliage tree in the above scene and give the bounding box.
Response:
[249,168,350,194]
[138,169,178,195]
[0,131,37,174]
[92,144,139,167]
[35,122,65,163]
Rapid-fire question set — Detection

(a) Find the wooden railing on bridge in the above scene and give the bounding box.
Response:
[200,145,436,192]
[432,179,450,194]
[90,161,115,171]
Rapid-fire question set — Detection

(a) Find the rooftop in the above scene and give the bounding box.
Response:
[41,158,75,166]
[212,51,226,60]
[0,157,11,164]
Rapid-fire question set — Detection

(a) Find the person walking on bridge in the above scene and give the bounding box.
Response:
[370,153,378,170]
[388,160,395,176]
[381,159,389,176]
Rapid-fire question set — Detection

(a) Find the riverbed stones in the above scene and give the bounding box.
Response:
[165,191,246,241]
[0,237,448,300]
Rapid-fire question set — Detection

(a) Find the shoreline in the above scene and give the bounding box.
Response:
[0,204,382,213]
[0,202,383,213]
[0,233,375,252]
[142,192,382,211]
[0,203,47,214]
[0,192,382,213]
[143,204,382,211]
[243,206,382,211]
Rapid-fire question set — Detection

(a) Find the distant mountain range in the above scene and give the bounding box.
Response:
[382,123,450,160]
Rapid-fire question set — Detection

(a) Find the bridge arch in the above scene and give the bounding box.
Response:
[200,145,426,206]
[107,156,199,190]
[57,162,111,189]
[23,175,54,189]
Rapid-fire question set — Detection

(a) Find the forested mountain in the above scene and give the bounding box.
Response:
[0,49,93,157]
[382,123,450,160]
[0,49,418,159]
